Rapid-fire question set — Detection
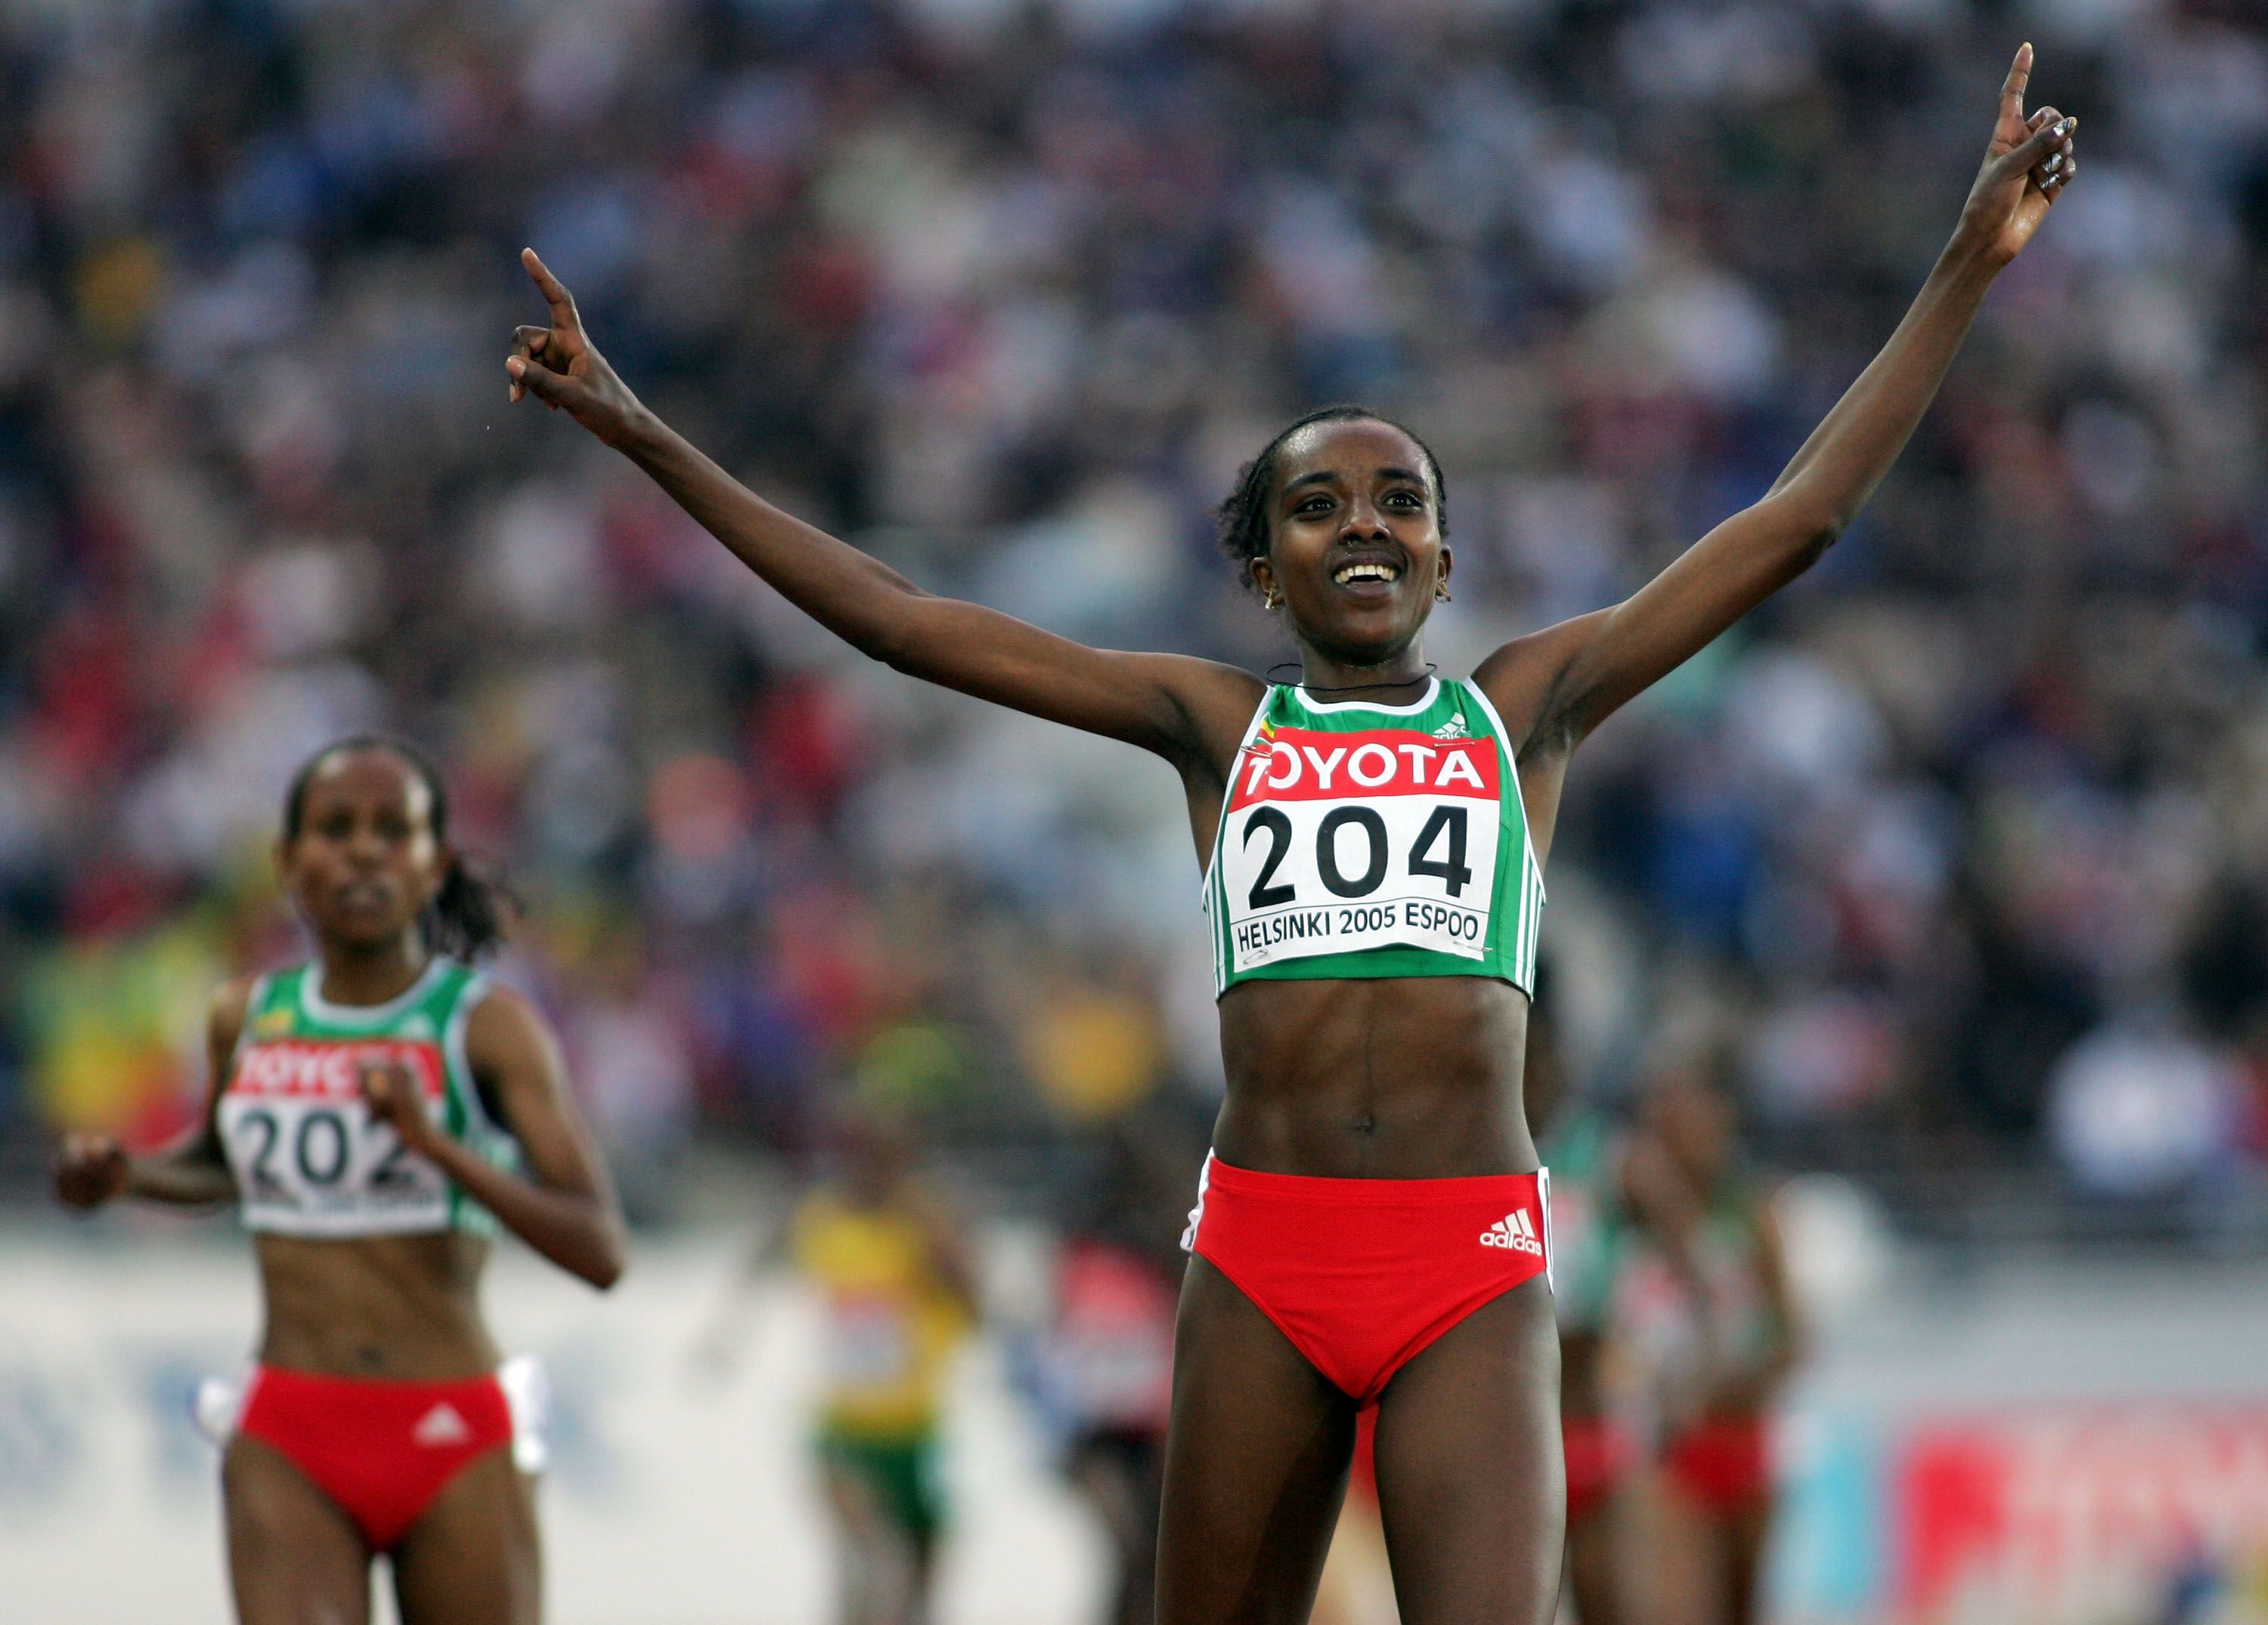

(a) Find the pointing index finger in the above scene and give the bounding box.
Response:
[521,247,582,333]
[2000,42,2034,124]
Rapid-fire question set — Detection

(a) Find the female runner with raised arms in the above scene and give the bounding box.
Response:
[55,738,627,1625]
[504,51,2073,1625]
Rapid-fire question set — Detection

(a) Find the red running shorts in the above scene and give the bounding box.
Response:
[1664,1414,1772,1512]
[1563,1415,1638,1524]
[1184,1154,1552,1404]
[236,1364,516,1550]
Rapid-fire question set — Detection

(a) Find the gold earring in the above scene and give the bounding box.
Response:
[1263,590,1281,610]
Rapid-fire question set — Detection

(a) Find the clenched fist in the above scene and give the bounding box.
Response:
[55,1134,129,1209]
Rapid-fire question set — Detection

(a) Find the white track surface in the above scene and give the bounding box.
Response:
[0,1228,1108,1625]
[9,1218,2268,1625]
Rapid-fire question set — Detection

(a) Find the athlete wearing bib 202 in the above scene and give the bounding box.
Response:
[1188,677,1553,1401]
[55,738,625,1625]
[209,958,538,1552]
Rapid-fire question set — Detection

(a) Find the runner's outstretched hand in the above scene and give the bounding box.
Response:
[1952,43,2077,268]
[506,248,647,447]
[54,1133,129,1209]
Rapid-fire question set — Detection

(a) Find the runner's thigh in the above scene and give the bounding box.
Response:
[224,1435,372,1625]
[1371,1276,1562,1625]
[1155,1255,1356,1625]
[389,1447,541,1625]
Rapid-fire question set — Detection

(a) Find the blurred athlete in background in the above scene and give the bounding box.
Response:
[507,51,2071,1623]
[54,736,626,1625]
[702,1100,978,1625]
[1044,1230,1179,1625]
[1523,966,1640,1625]
[1636,1059,1802,1625]
[1027,1116,1194,1625]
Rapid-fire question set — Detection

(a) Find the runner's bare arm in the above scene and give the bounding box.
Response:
[55,979,249,1210]
[1750,1192,1805,1389]
[504,251,1259,771]
[362,986,628,1289]
[913,1191,982,1320]
[1700,1192,1806,1412]
[687,1214,795,1379]
[1476,45,2074,757]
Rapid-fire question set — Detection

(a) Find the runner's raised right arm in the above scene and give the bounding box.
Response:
[504,252,1258,772]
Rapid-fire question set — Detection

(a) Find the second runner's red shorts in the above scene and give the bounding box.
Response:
[1184,1154,1552,1403]
[1563,1415,1638,1522]
[235,1364,517,1550]
[1665,1414,1773,1512]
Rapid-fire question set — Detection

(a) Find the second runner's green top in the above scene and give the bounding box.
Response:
[1202,676,1544,997]
[218,958,519,1238]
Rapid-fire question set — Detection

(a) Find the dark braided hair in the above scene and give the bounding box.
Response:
[282,735,514,961]
[1215,404,1450,593]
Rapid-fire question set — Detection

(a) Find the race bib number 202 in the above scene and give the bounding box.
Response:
[1221,725,1501,973]
[219,1040,451,1227]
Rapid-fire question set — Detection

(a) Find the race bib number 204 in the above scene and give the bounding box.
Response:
[1220,725,1501,973]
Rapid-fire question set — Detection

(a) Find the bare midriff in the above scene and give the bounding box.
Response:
[1213,974,1536,1181]
[253,1230,500,1380]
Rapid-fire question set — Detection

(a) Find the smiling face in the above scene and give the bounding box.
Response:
[280,748,449,955]
[1248,417,1449,669]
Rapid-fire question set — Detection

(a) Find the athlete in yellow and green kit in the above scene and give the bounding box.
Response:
[704,1106,975,1625]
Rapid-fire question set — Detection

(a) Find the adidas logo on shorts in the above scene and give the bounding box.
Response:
[413,1402,471,1447]
[1479,1209,1542,1255]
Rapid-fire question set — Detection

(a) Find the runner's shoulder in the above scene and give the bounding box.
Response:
[208,975,260,1053]
[1142,655,1268,772]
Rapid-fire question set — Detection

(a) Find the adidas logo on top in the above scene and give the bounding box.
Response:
[1433,713,1470,739]
[413,1402,471,1447]
[1479,1209,1542,1255]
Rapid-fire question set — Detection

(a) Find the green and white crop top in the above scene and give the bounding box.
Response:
[1202,676,1544,996]
[218,959,518,1238]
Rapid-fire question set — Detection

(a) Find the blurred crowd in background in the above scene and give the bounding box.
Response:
[3,0,2267,1246]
